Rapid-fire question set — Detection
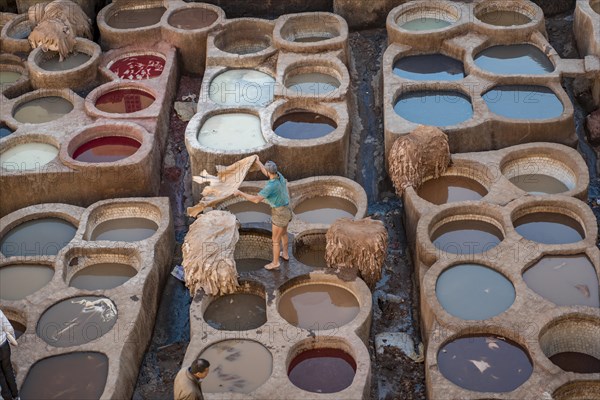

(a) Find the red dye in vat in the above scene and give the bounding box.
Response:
[109,55,165,80]
[73,136,141,163]
[95,88,155,113]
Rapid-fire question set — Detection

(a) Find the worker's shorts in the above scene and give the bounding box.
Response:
[271,205,292,228]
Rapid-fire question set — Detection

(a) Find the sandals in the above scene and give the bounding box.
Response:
[280,252,290,262]
[264,262,280,270]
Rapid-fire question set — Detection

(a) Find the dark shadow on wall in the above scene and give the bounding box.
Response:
[186,0,333,19]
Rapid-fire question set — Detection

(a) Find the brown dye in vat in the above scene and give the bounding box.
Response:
[0,264,54,300]
[168,8,218,29]
[438,336,533,393]
[0,217,77,257]
[294,196,357,225]
[227,202,271,224]
[522,255,599,307]
[39,52,91,71]
[37,296,117,347]
[432,220,503,254]
[9,320,25,339]
[13,97,73,124]
[278,283,360,330]
[288,348,357,393]
[69,263,137,291]
[478,10,532,26]
[273,112,337,140]
[203,293,266,330]
[549,352,600,373]
[236,258,269,273]
[20,352,108,399]
[95,88,155,114]
[514,212,585,244]
[417,175,488,204]
[108,7,166,29]
[509,174,569,195]
[296,248,327,268]
[90,218,158,242]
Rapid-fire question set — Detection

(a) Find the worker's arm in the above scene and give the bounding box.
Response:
[234,190,264,204]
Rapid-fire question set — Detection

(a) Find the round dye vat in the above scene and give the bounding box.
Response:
[438,336,533,392]
[73,136,141,163]
[198,113,266,151]
[509,174,570,195]
[209,69,275,107]
[399,17,453,31]
[39,52,91,71]
[168,8,218,29]
[109,55,165,80]
[1,142,58,170]
[477,10,532,26]
[7,21,31,39]
[393,54,465,81]
[0,264,54,300]
[95,88,155,114]
[278,283,360,330]
[9,320,26,339]
[288,348,356,393]
[236,258,271,273]
[20,352,108,400]
[523,255,599,307]
[475,45,554,75]
[296,247,327,268]
[37,296,117,347]
[273,112,337,140]
[549,352,600,373]
[431,220,503,255]
[394,91,473,126]
[483,85,563,120]
[593,0,600,14]
[203,293,266,330]
[0,124,12,139]
[294,196,357,225]
[90,217,158,242]
[108,7,166,29]
[285,73,340,95]
[0,71,21,85]
[417,175,488,204]
[293,34,335,42]
[69,263,137,291]
[200,340,272,393]
[514,212,585,244]
[436,264,515,320]
[0,217,76,257]
[13,96,73,123]
[226,201,271,224]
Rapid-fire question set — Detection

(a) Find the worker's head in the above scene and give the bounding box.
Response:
[265,160,278,178]
[190,358,210,380]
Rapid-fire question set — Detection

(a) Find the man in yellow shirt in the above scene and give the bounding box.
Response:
[173,357,210,400]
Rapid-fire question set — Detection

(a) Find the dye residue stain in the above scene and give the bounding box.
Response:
[294,196,357,224]
[109,55,165,80]
[417,175,487,204]
[431,220,503,255]
[90,218,158,242]
[72,136,141,163]
[203,293,266,330]
[438,336,533,392]
[0,264,55,300]
[514,212,585,244]
[288,348,357,393]
[0,218,76,257]
[0,124,13,139]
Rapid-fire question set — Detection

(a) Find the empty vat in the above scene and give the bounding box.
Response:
[294,235,327,268]
[285,73,340,95]
[200,340,272,393]
[203,293,266,330]
[13,96,73,123]
[288,348,356,393]
[417,175,487,204]
[0,264,54,300]
[109,55,165,80]
[394,91,473,126]
[69,263,137,291]
[108,7,166,29]
[0,71,21,85]
[278,283,360,330]
[549,352,600,373]
[514,212,585,244]
[39,52,91,71]
[226,201,271,224]
[0,124,12,139]
[294,196,357,225]
[438,336,533,392]
[72,136,141,163]
[89,218,158,242]
[9,320,25,338]
[475,44,554,75]
[523,255,599,307]
[483,85,563,120]
[168,8,218,30]
[477,10,532,26]
[95,88,155,114]
[393,54,464,81]
[0,217,76,257]
[273,112,337,140]
[37,296,117,347]
[198,113,266,151]
[431,219,503,255]
[1,142,58,170]
[20,352,108,400]
[209,69,275,107]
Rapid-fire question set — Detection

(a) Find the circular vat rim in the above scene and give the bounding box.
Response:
[105,50,167,80]
[552,380,600,400]
[1,57,28,89]
[538,313,600,374]
[390,50,467,81]
[212,18,275,56]
[388,1,464,33]
[0,259,56,301]
[10,90,76,125]
[281,57,349,100]
[471,43,557,75]
[200,279,268,331]
[2,13,32,42]
[234,228,274,270]
[99,1,167,32]
[59,121,151,168]
[274,11,347,48]
[27,37,100,76]
[472,0,542,28]
[289,186,363,226]
[163,3,224,33]
[292,229,328,269]
[85,82,158,117]
[0,133,61,173]
[481,84,567,121]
